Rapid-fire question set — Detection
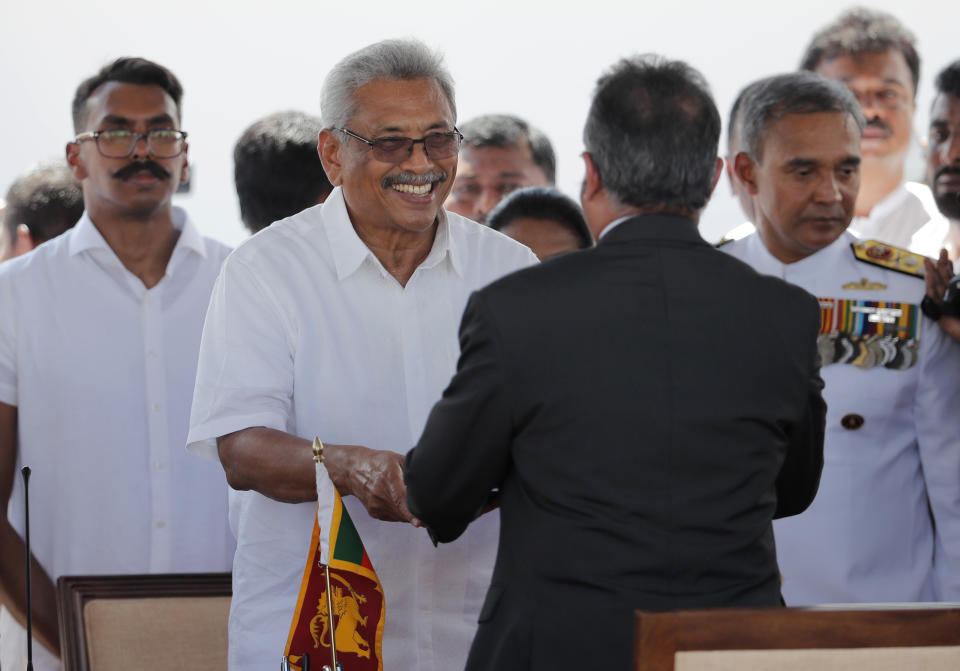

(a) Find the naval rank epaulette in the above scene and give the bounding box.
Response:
[714,237,733,248]
[851,239,925,278]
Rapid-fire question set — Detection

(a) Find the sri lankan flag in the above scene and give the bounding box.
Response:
[283,456,385,671]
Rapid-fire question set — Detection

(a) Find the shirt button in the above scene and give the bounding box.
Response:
[144,296,152,305]
[152,403,161,411]
[154,460,164,470]
[841,413,865,430]
[147,350,157,358]
[155,521,166,529]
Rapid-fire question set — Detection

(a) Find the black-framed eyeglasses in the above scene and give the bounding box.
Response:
[336,127,463,163]
[74,129,188,158]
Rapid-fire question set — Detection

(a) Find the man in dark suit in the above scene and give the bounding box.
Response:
[404,55,827,671]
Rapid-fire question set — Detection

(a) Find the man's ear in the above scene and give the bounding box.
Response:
[14,224,36,255]
[580,152,603,203]
[179,143,190,184]
[318,129,344,187]
[734,151,760,195]
[65,142,87,181]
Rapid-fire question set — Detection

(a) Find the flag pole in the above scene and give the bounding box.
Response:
[22,467,34,671]
[324,563,339,671]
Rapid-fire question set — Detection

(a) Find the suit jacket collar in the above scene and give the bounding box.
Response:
[598,213,704,246]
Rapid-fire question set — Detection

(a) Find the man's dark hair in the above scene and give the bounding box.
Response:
[740,72,866,162]
[935,60,960,98]
[582,54,720,213]
[487,187,592,249]
[233,111,332,234]
[460,114,556,184]
[799,7,920,97]
[4,160,83,246]
[72,57,183,132]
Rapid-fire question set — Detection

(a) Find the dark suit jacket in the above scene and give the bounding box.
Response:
[405,215,826,671]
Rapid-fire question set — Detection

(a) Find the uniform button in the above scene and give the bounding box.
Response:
[152,403,161,411]
[841,413,865,430]
[155,521,166,529]
[154,460,164,470]
[144,296,152,305]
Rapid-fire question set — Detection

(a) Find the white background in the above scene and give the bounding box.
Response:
[1,0,953,245]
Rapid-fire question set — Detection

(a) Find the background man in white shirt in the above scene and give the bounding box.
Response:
[800,8,940,248]
[726,71,960,605]
[0,57,234,671]
[187,39,536,671]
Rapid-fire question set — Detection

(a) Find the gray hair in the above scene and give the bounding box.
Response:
[320,39,456,130]
[740,72,866,162]
[582,54,721,213]
[727,80,764,156]
[460,114,556,183]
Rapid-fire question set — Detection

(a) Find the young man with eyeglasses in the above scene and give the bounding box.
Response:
[187,39,536,671]
[0,57,234,671]
[800,8,942,249]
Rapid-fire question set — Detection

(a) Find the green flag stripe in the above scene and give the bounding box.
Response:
[332,506,365,565]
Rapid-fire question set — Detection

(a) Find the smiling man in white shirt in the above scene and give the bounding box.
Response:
[0,57,234,671]
[187,39,536,671]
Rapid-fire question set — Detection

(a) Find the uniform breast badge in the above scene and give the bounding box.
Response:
[817,298,919,370]
[841,277,887,290]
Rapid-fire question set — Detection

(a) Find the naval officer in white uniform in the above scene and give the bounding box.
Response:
[722,71,960,605]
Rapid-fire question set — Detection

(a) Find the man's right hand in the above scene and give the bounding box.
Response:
[325,444,421,526]
[217,427,420,525]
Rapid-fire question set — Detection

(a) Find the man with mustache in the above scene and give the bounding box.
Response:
[445,114,555,224]
[725,72,960,605]
[187,39,536,671]
[801,8,941,249]
[0,57,235,671]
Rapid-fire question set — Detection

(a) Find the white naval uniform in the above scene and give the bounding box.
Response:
[722,230,960,605]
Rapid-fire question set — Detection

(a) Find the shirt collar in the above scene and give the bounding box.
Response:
[747,227,854,273]
[68,206,206,260]
[323,186,462,281]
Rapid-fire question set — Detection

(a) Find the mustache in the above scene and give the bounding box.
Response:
[382,171,447,188]
[865,117,891,134]
[935,166,960,180]
[113,161,171,181]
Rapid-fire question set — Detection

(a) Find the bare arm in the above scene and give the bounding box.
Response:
[217,427,418,525]
[0,401,60,657]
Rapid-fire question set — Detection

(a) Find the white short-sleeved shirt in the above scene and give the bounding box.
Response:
[722,231,960,605]
[910,216,960,273]
[0,208,236,671]
[186,187,538,671]
[849,181,942,249]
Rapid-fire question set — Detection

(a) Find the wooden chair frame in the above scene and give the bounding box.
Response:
[635,606,960,671]
[57,572,232,671]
